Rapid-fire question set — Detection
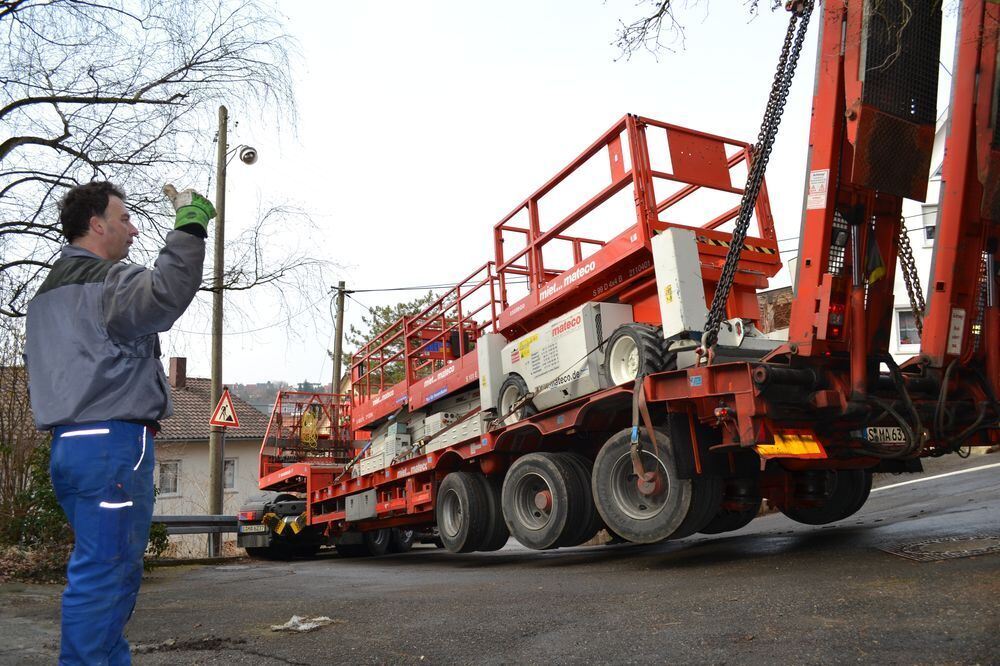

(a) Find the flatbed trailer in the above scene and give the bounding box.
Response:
[239,0,999,557]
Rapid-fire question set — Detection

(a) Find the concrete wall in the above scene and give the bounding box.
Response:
[151,437,275,557]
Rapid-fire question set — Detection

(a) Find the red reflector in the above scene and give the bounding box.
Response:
[238,511,259,521]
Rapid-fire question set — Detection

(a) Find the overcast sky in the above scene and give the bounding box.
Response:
[159,1,957,388]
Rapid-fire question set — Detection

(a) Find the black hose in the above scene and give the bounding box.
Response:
[935,359,959,441]
[863,396,917,459]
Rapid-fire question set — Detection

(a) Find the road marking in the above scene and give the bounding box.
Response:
[871,461,1000,493]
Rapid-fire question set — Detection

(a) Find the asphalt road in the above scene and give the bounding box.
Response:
[2,454,998,665]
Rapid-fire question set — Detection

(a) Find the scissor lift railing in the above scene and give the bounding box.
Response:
[351,114,782,429]
[405,262,501,382]
[493,114,780,336]
[259,391,354,480]
[352,262,503,428]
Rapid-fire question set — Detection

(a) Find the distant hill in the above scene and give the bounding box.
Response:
[229,380,333,415]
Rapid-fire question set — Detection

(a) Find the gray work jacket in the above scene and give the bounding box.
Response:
[25,230,205,430]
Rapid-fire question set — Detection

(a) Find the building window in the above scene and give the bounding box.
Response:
[921,205,938,248]
[224,458,237,490]
[158,461,180,496]
[898,310,921,346]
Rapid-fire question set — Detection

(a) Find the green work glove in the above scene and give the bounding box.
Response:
[163,184,217,232]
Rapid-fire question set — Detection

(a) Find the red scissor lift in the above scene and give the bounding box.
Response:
[258,391,354,495]
[350,114,781,431]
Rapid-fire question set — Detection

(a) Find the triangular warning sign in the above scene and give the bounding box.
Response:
[210,388,240,428]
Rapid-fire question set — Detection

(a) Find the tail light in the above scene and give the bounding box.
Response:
[238,510,260,521]
[826,302,846,340]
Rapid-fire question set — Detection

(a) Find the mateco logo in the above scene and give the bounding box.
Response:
[551,314,582,337]
[563,261,596,287]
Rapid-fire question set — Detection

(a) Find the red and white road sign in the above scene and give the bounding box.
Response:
[209,388,240,428]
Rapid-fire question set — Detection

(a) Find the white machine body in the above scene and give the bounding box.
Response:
[482,301,633,413]
[652,226,709,341]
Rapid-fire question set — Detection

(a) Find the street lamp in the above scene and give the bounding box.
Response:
[208,104,258,557]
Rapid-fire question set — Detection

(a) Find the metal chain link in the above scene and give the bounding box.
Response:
[897,219,926,336]
[701,1,814,354]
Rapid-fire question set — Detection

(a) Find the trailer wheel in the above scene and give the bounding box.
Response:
[436,471,490,553]
[665,475,723,540]
[558,453,603,546]
[388,528,415,553]
[501,453,584,550]
[364,528,391,556]
[475,474,511,551]
[699,498,762,535]
[781,469,873,525]
[603,323,671,386]
[592,427,692,543]
[497,374,537,426]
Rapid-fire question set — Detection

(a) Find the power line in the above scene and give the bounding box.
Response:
[174,292,329,336]
[345,291,375,315]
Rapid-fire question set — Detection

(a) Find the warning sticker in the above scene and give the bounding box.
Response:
[517,334,538,360]
[946,308,966,355]
[806,169,830,210]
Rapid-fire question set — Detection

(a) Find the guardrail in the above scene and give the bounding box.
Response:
[153,515,237,536]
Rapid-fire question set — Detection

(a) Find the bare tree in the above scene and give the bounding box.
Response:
[0,320,46,535]
[613,1,781,59]
[1,0,328,318]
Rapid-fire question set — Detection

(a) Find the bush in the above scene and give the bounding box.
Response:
[1,438,73,549]
[144,522,170,570]
[0,544,72,583]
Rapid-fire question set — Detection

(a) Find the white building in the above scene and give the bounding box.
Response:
[891,111,948,362]
[155,357,272,557]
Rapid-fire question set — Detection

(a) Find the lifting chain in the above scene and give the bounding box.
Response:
[897,219,926,336]
[701,0,814,358]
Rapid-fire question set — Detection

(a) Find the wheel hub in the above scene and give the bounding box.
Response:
[534,489,553,512]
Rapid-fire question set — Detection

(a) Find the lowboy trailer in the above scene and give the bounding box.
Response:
[239,0,999,558]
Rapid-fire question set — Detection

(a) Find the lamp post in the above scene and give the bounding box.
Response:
[208,104,258,557]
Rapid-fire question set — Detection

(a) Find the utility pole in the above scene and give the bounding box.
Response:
[208,105,228,557]
[331,281,346,393]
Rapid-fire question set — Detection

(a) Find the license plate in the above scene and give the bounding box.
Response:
[239,524,268,534]
[863,426,907,444]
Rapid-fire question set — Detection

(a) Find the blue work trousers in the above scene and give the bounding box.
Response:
[50,420,155,666]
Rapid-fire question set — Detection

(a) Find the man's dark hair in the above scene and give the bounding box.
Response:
[59,181,126,242]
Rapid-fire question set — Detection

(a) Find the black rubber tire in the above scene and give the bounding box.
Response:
[388,528,415,553]
[666,474,723,540]
[591,427,693,544]
[364,528,391,556]
[602,323,670,387]
[843,470,874,517]
[501,453,583,550]
[558,452,604,546]
[475,474,511,551]
[496,374,538,426]
[781,469,873,525]
[436,471,490,553]
[699,498,762,535]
